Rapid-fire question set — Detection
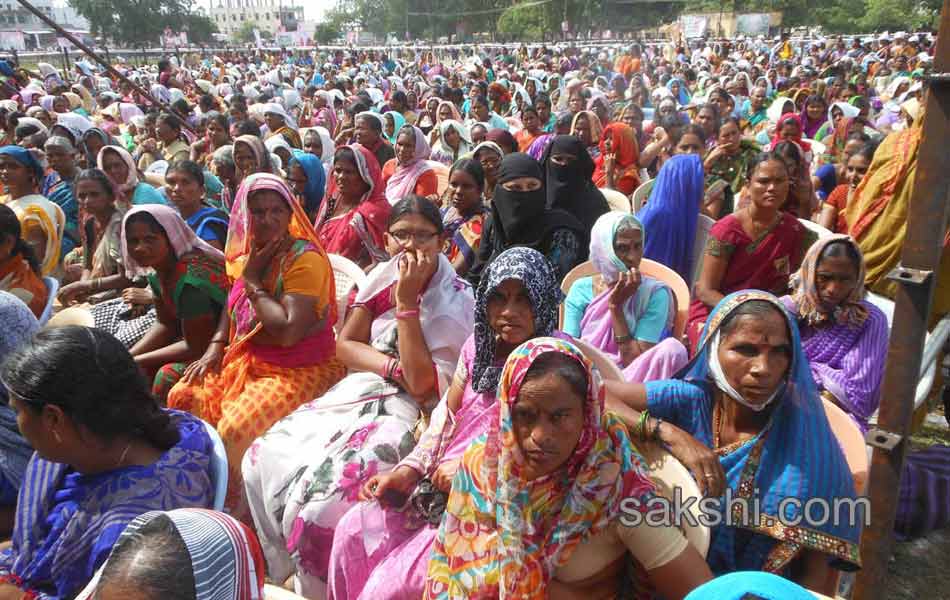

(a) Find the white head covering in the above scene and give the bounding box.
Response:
[263,102,297,130]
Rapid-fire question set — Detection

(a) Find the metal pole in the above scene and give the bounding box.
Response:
[61,45,69,81]
[852,0,950,598]
[10,0,195,132]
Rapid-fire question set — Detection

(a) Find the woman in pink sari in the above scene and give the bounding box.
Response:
[314,144,391,268]
[564,211,688,382]
[688,152,809,350]
[325,247,567,600]
[382,124,438,204]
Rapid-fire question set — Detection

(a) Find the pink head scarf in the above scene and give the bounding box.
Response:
[120,204,224,279]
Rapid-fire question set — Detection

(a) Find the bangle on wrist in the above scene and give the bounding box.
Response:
[396,308,420,320]
[637,410,650,442]
[651,416,663,441]
[614,332,632,344]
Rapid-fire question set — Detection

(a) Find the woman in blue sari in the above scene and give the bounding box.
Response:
[287,150,326,221]
[636,153,704,282]
[0,326,215,600]
[606,290,862,595]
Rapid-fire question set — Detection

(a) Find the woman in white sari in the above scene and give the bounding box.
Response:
[243,195,474,599]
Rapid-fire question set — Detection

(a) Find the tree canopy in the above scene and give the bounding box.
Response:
[317,0,938,42]
[68,0,216,46]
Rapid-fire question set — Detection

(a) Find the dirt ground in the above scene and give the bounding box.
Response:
[882,407,950,599]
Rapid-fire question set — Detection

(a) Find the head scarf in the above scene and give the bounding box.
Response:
[225,173,325,281]
[288,150,326,216]
[771,113,812,152]
[426,336,658,597]
[766,96,794,124]
[593,122,640,189]
[539,135,608,237]
[80,128,115,165]
[0,145,43,183]
[383,110,406,145]
[97,145,139,202]
[301,126,335,168]
[798,97,826,139]
[15,117,48,137]
[788,235,868,328]
[680,290,862,569]
[76,509,265,600]
[488,152,582,254]
[234,135,273,176]
[636,153,704,282]
[827,101,860,130]
[436,100,462,122]
[569,110,602,145]
[666,77,691,105]
[385,124,432,204]
[120,204,224,279]
[263,102,297,131]
[434,119,472,159]
[684,571,817,600]
[471,247,562,393]
[485,128,517,154]
[0,291,38,493]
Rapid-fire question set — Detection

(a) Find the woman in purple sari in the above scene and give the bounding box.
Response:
[564,211,688,382]
[780,235,888,433]
[325,247,567,600]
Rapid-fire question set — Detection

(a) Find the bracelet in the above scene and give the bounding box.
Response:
[210,338,228,345]
[395,309,420,320]
[637,410,650,442]
[614,332,632,344]
[247,286,269,301]
[91,278,101,292]
[651,416,664,441]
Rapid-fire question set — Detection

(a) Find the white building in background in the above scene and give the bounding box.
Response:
[0,0,90,50]
[207,0,304,38]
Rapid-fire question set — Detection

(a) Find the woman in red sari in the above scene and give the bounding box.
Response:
[592,122,640,194]
[687,151,808,350]
[314,144,391,268]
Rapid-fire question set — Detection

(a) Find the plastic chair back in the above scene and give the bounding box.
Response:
[639,258,690,341]
[598,188,632,212]
[821,398,869,494]
[329,254,368,331]
[39,276,59,327]
[201,420,228,511]
[631,178,654,212]
[558,261,597,329]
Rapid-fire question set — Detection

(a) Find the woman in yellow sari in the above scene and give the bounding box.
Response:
[844,111,950,319]
[168,173,346,517]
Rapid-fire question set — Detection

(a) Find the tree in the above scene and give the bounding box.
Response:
[68,0,204,46]
[233,21,271,43]
[183,13,218,44]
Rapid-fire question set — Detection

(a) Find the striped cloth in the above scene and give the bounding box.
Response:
[77,509,265,600]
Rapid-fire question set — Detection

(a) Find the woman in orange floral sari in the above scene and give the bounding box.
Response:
[168,173,346,517]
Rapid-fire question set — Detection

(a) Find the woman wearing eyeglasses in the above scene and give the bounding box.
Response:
[242,195,475,598]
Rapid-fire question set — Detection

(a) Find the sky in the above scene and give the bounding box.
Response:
[52,0,335,21]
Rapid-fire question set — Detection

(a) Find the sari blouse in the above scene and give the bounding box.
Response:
[228,239,336,369]
[441,206,486,274]
[147,251,229,321]
[688,213,806,347]
[0,411,213,600]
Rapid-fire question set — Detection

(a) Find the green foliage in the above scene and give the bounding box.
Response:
[67,0,208,46]
[182,13,217,44]
[233,21,264,43]
[313,0,937,43]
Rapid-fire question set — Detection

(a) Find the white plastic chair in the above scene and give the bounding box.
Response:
[798,218,833,255]
[328,254,368,331]
[39,276,59,327]
[631,178,654,212]
[598,188,632,212]
[202,420,228,511]
[690,215,715,291]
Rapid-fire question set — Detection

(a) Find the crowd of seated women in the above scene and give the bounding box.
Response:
[0,57,944,600]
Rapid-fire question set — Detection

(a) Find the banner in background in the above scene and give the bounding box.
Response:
[679,15,708,38]
[736,13,771,36]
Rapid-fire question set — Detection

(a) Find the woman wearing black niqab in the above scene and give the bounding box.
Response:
[468,152,584,287]
[540,134,610,245]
